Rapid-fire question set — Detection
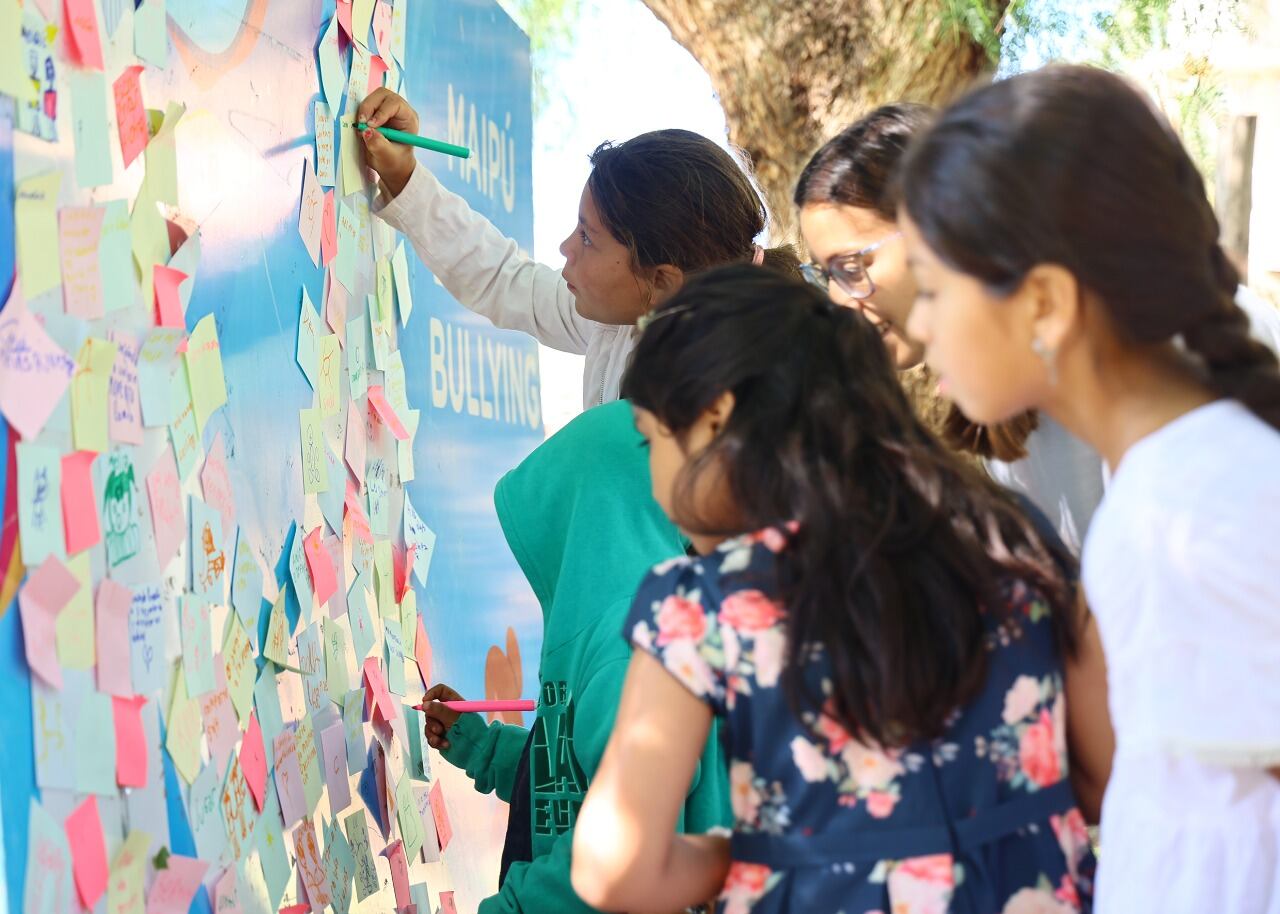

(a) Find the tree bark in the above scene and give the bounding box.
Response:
[640,0,1005,434]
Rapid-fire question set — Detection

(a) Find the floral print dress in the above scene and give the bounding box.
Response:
[626,531,1096,914]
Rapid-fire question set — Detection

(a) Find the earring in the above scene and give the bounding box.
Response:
[1031,338,1058,387]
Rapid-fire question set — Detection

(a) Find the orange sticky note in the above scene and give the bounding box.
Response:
[367,385,408,439]
[95,579,134,695]
[18,554,81,688]
[153,265,188,329]
[304,526,338,606]
[61,450,101,555]
[241,711,267,811]
[112,695,149,787]
[65,796,109,909]
[320,190,337,268]
[63,0,104,69]
[428,780,452,851]
[113,65,148,168]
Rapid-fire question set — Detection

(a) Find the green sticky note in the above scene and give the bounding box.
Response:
[130,181,169,309]
[318,333,341,416]
[70,337,118,453]
[323,618,352,700]
[147,102,184,207]
[334,201,357,293]
[223,612,255,721]
[374,257,393,322]
[384,615,404,695]
[257,783,291,909]
[405,705,429,782]
[392,242,413,326]
[263,592,291,668]
[99,200,135,312]
[395,773,423,860]
[339,117,366,198]
[368,294,392,372]
[347,574,375,664]
[15,170,62,298]
[17,443,66,567]
[342,690,365,773]
[299,407,329,494]
[68,71,113,188]
[346,314,368,400]
[134,0,168,66]
[323,818,356,914]
[168,373,203,480]
[185,314,227,432]
[294,713,323,815]
[75,692,116,795]
[343,812,379,902]
[298,286,322,388]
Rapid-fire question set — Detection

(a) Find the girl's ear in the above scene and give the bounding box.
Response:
[704,390,736,435]
[650,263,686,306]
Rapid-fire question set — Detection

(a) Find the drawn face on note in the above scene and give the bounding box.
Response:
[559,184,654,326]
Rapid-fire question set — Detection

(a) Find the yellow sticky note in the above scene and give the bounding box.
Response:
[146,101,185,207]
[264,592,291,667]
[300,408,329,494]
[339,118,366,198]
[16,170,62,298]
[375,257,394,322]
[55,552,95,670]
[130,182,169,310]
[71,337,119,453]
[318,334,341,416]
[166,663,204,784]
[352,0,376,48]
[186,314,227,433]
[1,0,37,104]
[107,829,151,914]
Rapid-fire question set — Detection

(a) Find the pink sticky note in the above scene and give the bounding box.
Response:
[199,683,239,775]
[18,555,80,687]
[381,840,410,908]
[345,480,372,541]
[299,161,324,267]
[344,401,366,484]
[113,694,149,787]
[321,721,352,813]
[368,55,388,96]
[95,579,134,695]
[428,781,453,851]
[59,206,107,319]
[320,190,337,268]
[65,796,109,909]
[146,854,209,914]
[199,432,235,537]
[336,0,353,39]
[113,65,149,167]
[146,449,185,567]
[414,615,433,688]
[61,450,100,554]
[362,657,394,724]
[241,712,267,811]
[439,891,458,914]
[153,265,188,329]
[214,868,241,914]
[0,293,77,440]
[392,543,410,603]
[367,385,408,440]
[372,1,393,55]
[293,818,331,908]
[304,526,338,606]
[63,0,104,69]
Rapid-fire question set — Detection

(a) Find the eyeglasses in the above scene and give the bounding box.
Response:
[800,231,902,302]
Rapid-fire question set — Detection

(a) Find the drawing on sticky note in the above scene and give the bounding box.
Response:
[102,451,141,567]
[18,10,58,141]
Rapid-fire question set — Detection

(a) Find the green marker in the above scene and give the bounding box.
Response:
[356,122,471,159]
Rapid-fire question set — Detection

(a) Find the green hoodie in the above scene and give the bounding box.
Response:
[440,400,731,913]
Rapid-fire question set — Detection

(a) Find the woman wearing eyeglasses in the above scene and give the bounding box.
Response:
[795,104,1106,555]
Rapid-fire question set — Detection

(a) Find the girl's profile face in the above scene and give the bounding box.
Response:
[632,404,732,556]
[901,211,1048,424]
[559,184,654,326]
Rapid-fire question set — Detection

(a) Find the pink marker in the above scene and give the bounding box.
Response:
[413,699,536,713]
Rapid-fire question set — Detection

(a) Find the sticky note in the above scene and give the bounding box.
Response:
[61,450,101,555]
[168,375,203,479]
[145,854,209,914]
[153,264,187,328]
[63,0,104,68]
[439,890,459,914]
[272,729,306,827]
[241,712,267,811]
[367,457,390,536]
[128,584,166,695]
[263,593,291,668]
[414,614,433,687]
[108,330,144,444]
[107,829,151,914]
[190,762,228,864]
[322,720,353,814]
[99,199,135,312]
[345,314,368,401]
[334,200,358,292]
[372,0,393,56]
[137,327,183,426]
[70,336,117,453]
[314,100,335,187]
[145,447,184,567]
[368,295,392,371]
[65,796,109,908]
[16,171,63,297]
[300,407,329,494]
[113,64,148,167]
[56,553,95,672]
[68,71,112,187]
[318,333,341,415]
[100,448,143,570]
[213,869,239,914]
[59,206,106,318]
[257,787,291,909]
[26,799,74,914]
[112,695,148,787]
[298,286,322,388]
[347,576,375,664]
[318,15,346,108]
[180,595,215,696]
[343,812,378,901]
[293,818,331,908]
[382,839,410,908]
[325,273,348,340]
[190,496,226,599]
[19,555,79,687]
[0,304,74,443]
[3,4,39,106]
[391,242,413,326]
[301,527,337,607]
[199,682,238,776]
[223,611,255,719]
[362,656,396,724]
[134,0,167,66]
[186,313,227,431]
[95,579,133,695]
[231,532,263,636]
[145,101,184,207]
[351,0,375,46]
[199,432,235,537]
[390,0,406,63]
[72,690,115,793]
[342,407,366,490]
[221,755,256,862]
[396,774,424,860]
[399,407,420,484]
[321,190,337,268]
[299,159,324,267]
[368,385,408,439]
[323,819,356,914]
[17,443,65,567]
[166,667,203,783]
[429,780,452,851]
[404,499,437,587]
[416,785,441,863]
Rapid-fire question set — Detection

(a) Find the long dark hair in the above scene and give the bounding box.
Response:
[900,65,1280,431]
[623,265,1077,746]
[794,105,1040,460]
[588,130,800,279]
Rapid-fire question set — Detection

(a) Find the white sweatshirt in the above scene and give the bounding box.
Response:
[373,164,640,409]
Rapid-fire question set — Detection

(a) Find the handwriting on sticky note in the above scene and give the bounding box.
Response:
[321,190,337,268]
[190,496,225,599]
[108,829,151,914]
[300,159,324,266]
[429,780,453,851]
[318,332,341,415]
[71,336,118,452]
[367,384,408,439]
[322,720,353,814]
[63,0,104,68]
[17,443,65,568]
[220,755,255,861]
[299,408,330,494]
[113,65,148,167]
[102,448,142,569]
[200,431,235,535]
[16,171,63,297]
[59,206,106,318]
[145,448,184,567]
[381,838,410,908]
[145,854,209,914]
[0,292,76,439]
[180,595,215,697]
[20,555,80,688]
[293,818,331,907]
[128,584,166,695]
[316,101,335,187]
[272,729,306,828]
[304,527,338,606]
[223,611,255,720]
[343,812,379,901]
[186,313,227,432]
[108,330,144,445]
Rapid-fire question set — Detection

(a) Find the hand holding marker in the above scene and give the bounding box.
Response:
[417,682,535,750]
[357,121,471,159]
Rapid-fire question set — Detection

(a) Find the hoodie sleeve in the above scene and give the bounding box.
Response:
[477,833,599,914]
[439,712,529,803]
[373,165,593,355]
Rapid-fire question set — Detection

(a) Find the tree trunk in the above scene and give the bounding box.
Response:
[640,0,1004,435]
